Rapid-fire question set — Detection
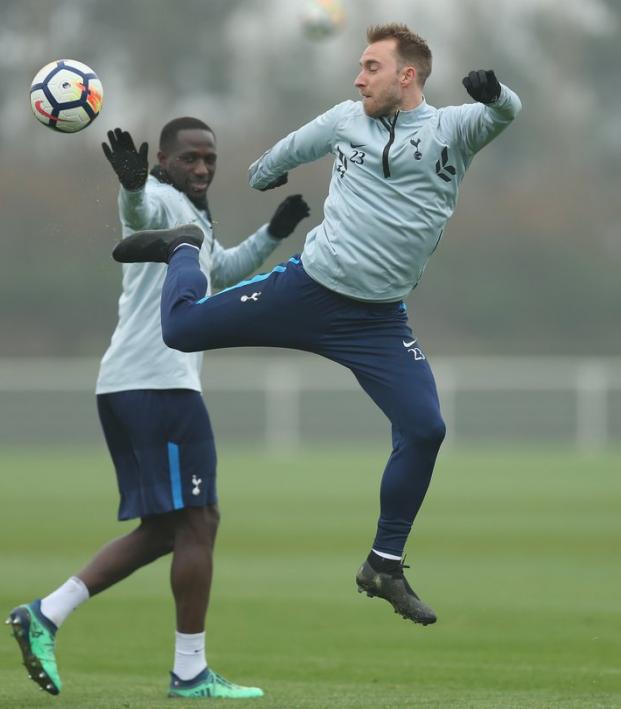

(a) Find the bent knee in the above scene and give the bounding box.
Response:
[139,517,175,555]
[402,414,446,450]
[206,504,220,522]
[174,506,220,543]
[428,415,446,446]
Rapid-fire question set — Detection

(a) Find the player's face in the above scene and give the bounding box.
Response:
[354,39,404,118]
[158,128,217,205]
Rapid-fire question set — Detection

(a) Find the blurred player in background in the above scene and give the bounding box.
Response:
[7,118,309,699]
[113,24,521,628]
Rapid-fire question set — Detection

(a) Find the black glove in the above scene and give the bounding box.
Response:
[462,70,501,104]
[102,128,149,190]
[267,194,310,239]
[259,173,289,192]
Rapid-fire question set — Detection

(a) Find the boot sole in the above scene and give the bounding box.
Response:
[356,582,437,625]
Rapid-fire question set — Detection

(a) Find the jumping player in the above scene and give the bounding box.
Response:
[113,25,521,628]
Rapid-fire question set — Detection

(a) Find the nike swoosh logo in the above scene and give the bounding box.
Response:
[350,143,366,149]
[403,339,417,347]
[34,100,69,122]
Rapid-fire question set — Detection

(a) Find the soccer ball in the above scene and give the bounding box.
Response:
[301,0,346,41]
[30,60,103,133]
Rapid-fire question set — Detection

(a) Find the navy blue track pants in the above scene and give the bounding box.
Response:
[162,248,446,556]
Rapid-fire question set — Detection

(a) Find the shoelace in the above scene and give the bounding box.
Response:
[35,630,56,663]
[387,554,410,578]
[386,555,420,599]
[210,671,235,688]
[399,556,422,599]
[29,616,57,664]
[42,638,56,663]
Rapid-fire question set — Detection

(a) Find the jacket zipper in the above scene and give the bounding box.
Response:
[380,112,399,178]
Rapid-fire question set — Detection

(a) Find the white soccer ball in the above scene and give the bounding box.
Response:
[301,0,346,41]
[30,59,104,133]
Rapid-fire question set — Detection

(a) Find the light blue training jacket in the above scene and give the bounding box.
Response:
[96,176,278,394]
[249,84,521,302]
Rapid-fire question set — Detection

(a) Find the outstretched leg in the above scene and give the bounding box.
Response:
[161,248,318,353]
[77,515,175,594]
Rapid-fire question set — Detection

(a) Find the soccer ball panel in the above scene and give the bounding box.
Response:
[54,106,93,133]
[61,59,98,75]
[85,78,104,115]
[30,88,56,128]
[31,61,58,86]
[46,68,88,104]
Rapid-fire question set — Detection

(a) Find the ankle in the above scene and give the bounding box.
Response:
[40,576,89,629]
[167,240,200,262]
[367,550,401,573]
[174,630,207,681]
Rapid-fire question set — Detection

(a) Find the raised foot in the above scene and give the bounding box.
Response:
[112,223,204,263]
[355,560,437,625]
[6,602,61,695]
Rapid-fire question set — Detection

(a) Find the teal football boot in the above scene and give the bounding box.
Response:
[168,667,263,699]
[6,600,61,695]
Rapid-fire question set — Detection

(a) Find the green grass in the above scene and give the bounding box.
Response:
[0,445,620,708]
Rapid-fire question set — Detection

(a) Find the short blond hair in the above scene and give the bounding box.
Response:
[367,23,432,87]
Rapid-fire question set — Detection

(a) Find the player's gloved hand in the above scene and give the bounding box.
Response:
[267,194,310,239]
[259,173,289,192]
[102,128,149,191]
[462,70,501,104]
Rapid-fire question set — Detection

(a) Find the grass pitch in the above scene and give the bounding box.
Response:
[0,445,619,708]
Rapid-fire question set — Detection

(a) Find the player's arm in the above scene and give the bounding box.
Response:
[209,195,310,290]
[248,101,352,191]
[102,128,164,230]
[452,71,522,156]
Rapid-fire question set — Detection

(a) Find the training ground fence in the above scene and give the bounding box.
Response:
[0,355,620,451]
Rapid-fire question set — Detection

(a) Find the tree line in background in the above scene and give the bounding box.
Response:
[0,0,619,355]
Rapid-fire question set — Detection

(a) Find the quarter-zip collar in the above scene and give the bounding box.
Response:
[390,97,430,127]
[376,98,432,178]
[379,112,399,178]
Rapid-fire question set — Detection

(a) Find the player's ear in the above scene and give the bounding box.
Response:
[157,150,167,167]
[401,65,416,87]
